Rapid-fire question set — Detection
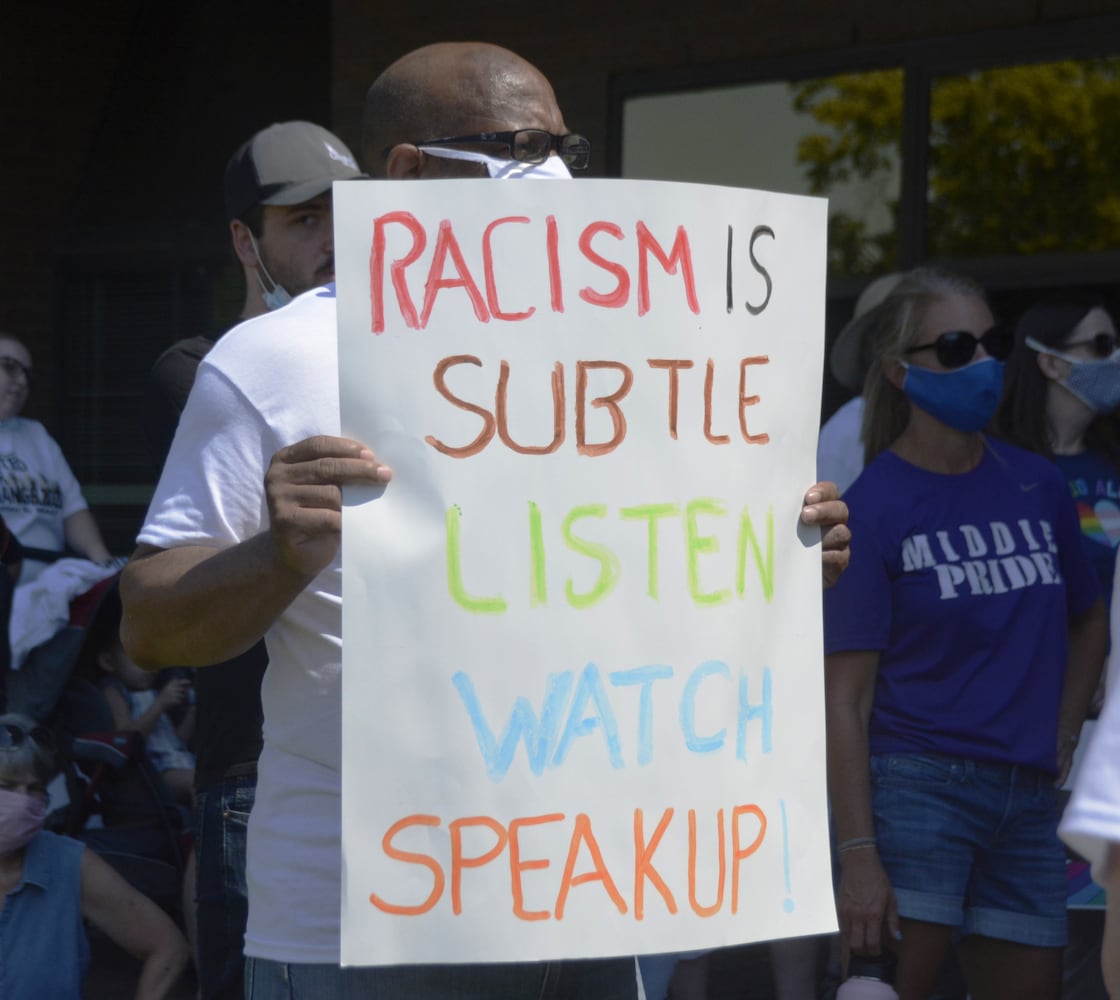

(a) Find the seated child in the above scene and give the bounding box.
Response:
[87,590,195,809]
[98,656,195,809]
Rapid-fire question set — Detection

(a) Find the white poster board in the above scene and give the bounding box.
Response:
[335,178,833,966]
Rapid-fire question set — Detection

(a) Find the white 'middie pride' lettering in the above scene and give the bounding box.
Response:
[1017,518,1043,551]
[902,519,1063,600]
[900,534,935,572]
[960,524,987,557]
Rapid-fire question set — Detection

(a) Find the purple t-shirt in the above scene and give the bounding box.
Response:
[824,437,1099,773]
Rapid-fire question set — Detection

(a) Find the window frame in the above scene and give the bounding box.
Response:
[607,13,1120,299]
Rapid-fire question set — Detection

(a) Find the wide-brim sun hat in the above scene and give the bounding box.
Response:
[829,273,904,393]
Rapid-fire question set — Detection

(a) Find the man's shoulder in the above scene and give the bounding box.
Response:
[150,334,218,384]
[193,287,342,434]
[206,286,338,373]
[155,334,217,364]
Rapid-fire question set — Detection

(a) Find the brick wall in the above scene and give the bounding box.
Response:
[2,2,137,422]
[1,0,332,429]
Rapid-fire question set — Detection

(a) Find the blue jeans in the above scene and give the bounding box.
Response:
[635,949,710,1000]
[244,955,638,999]
[196,772,256,999]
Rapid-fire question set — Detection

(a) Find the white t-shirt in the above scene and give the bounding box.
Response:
[0,418,89,583]
[137,286,346,962]
[1060,548,1120,882]
[815,395,864,495]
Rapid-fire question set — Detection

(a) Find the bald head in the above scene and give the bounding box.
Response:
[361,42,565,178]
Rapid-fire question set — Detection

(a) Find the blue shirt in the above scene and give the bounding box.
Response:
[1054,448,1120,606]
[0,831,89,998]
[824,438,1100,773]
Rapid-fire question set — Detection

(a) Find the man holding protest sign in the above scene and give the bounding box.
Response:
[120,41,849,999]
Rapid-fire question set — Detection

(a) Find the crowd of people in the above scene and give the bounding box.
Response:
[0,35,1117,1000]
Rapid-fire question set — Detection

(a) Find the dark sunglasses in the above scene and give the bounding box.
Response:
[0,722,55,753]
[1062,332,1119,359]
[903,325,1013,369]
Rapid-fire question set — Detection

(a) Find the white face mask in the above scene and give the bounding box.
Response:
[258,280,293,312]
[247,232,293,311]
[417,146,572,180]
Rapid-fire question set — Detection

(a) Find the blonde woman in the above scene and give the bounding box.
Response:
[824,269,1106,1000]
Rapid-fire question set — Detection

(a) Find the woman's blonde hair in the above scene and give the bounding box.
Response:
[860,268,988,464]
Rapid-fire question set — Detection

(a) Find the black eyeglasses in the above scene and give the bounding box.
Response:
[1062,332,1119,359]
[407,129,591,170]
[0,722,54,753]
[903,326,1014,369]
[0,356,32,383]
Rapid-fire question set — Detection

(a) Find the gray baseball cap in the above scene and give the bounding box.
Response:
[224,121,362,222]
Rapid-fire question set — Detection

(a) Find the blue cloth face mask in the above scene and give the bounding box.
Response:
[1025,336,1120,414]
[900,356,1005,432]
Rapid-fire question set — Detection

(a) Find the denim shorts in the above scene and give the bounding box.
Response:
[870,753,1066,948]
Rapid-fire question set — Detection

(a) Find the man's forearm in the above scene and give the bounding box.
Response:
[119,535,316,668]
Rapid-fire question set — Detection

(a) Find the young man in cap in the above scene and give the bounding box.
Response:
[144,120,360,1000]
[122,44,850,998]
[147,121,361,461]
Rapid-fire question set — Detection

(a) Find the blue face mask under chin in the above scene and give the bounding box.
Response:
[901,356,1005,433]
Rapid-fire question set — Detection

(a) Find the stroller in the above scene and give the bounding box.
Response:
[9,569,192,916]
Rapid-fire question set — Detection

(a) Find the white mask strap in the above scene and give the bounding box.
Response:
[247,231,292,310]
[1024,335,1120,365]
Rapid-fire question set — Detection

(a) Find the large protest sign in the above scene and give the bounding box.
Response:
[334,178,832,965]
